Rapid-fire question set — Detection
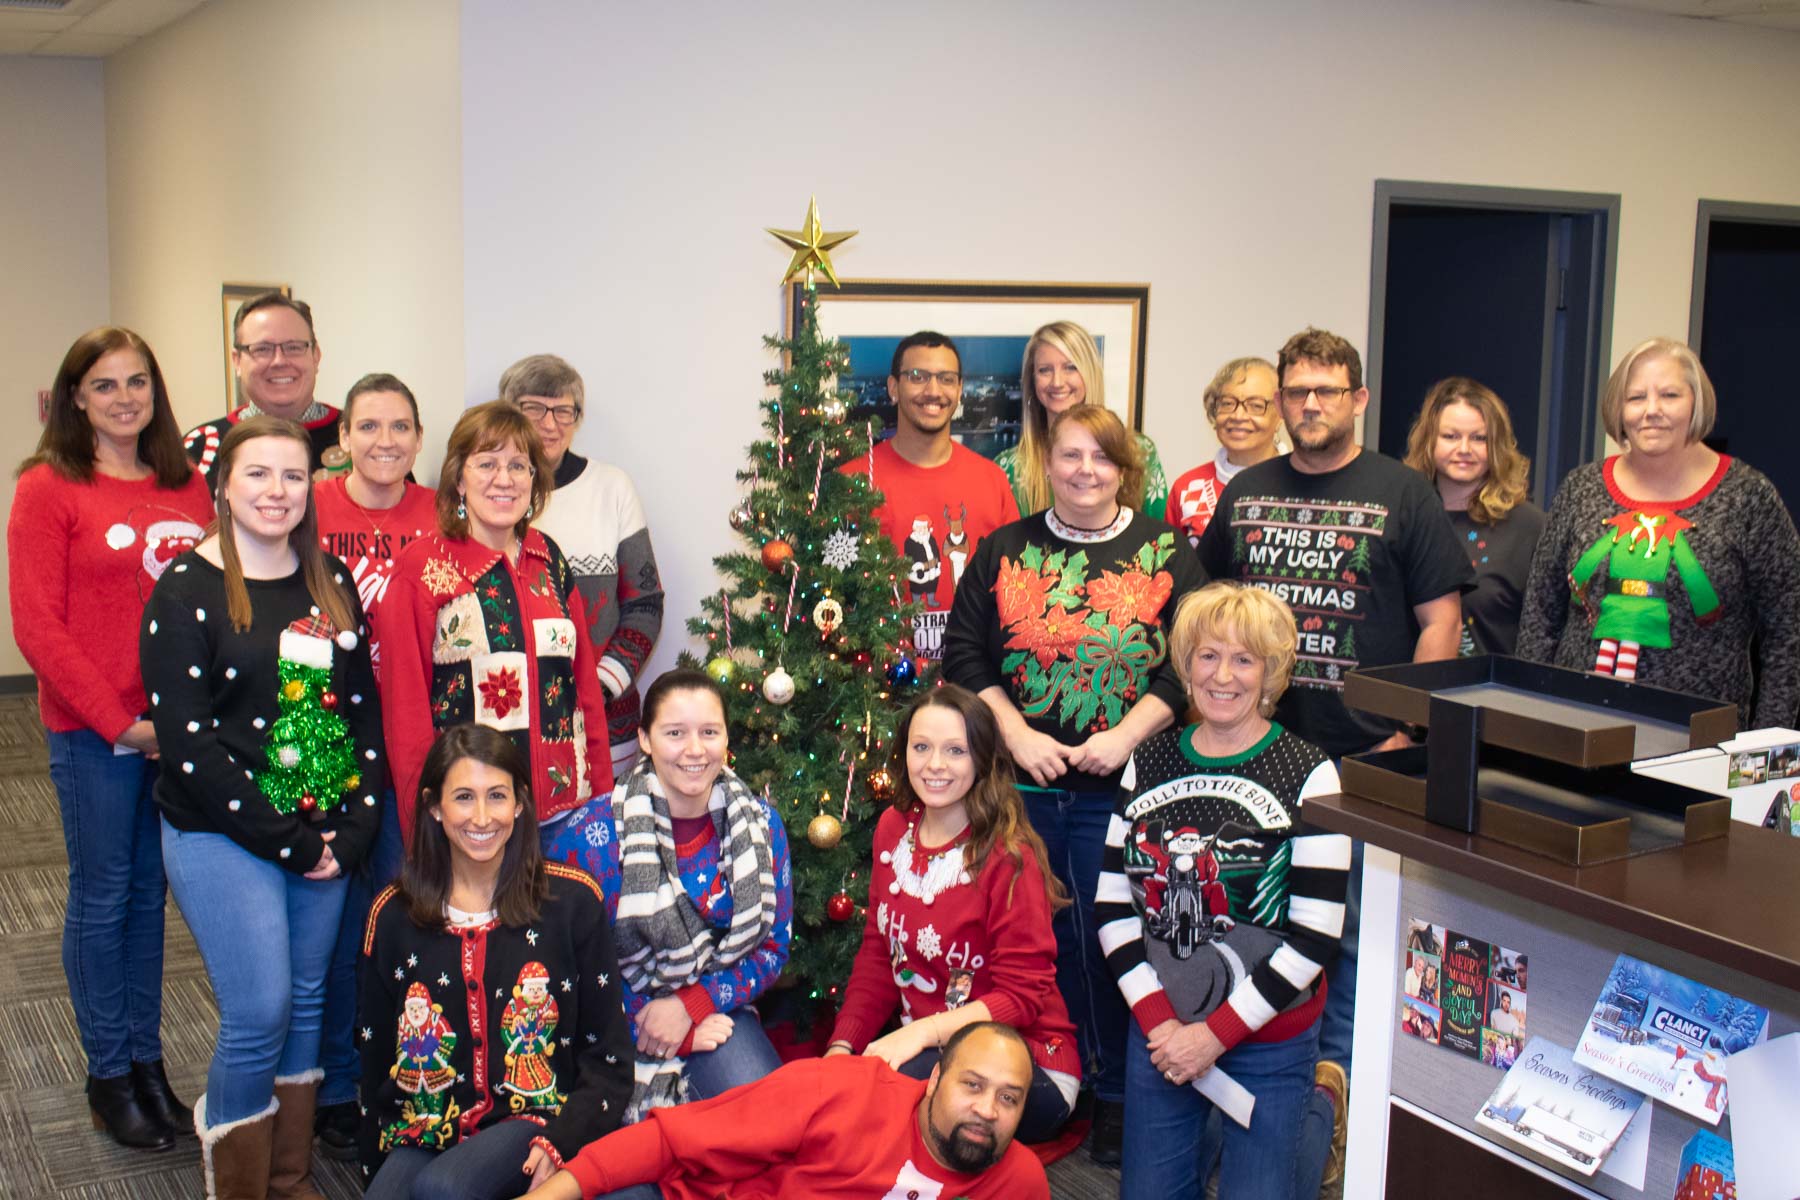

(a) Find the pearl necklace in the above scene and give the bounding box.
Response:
[882,822,972,906]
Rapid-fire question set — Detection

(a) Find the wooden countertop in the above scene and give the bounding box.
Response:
[1308,792,1800,992]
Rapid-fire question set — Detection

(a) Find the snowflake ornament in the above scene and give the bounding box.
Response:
[916,924,943,961]
[821,528,859,571]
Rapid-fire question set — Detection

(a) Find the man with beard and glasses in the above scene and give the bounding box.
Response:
[536,1022,1049,1199]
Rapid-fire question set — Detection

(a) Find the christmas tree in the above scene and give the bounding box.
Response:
[682,203,930,1004]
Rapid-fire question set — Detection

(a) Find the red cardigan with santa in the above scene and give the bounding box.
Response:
[829,807,1080,1080]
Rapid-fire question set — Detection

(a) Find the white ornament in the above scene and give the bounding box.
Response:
[821,528,859,571]
[762,667,796,705]
[277,745,302,769]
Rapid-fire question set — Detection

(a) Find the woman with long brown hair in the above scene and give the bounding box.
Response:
[10,327,212,1151]
[1403,377,1545,655]
[826,683,1080,1144]
[141,417,383,1197]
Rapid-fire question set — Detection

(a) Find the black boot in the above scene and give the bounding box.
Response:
[314,1098,360,1161]
[87,1072,175,1151]
[131,1060,195,1137]
[1088,1097,1124,1167]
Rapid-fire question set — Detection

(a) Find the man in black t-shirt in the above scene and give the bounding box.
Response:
[1195,328,1470,757]
[1194,327,1470,1189]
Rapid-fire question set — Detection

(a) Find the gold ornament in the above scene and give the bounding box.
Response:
[868,766,897,802]
[282,680,307,702]
[807,813,843,850]
[704,655,736,686]
[812,597,845,637]
[767,196,857,287]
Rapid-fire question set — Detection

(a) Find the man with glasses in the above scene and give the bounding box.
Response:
[184,292,341,484]
[1194,326,1469,1190]
[1167,356,1286,546]
[839,331,1018,659]
[500,354,663,779]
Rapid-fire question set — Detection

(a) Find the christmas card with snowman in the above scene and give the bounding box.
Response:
[1572,953,1768,1124]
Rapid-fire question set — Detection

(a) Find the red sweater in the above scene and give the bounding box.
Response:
[831,807,1081,1080]
[375,530,613,841]
[564,1055,1048,1199]
[8,464,212,739]
[312,477,438,678]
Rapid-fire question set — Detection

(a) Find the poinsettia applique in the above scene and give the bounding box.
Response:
[479,666,523,719]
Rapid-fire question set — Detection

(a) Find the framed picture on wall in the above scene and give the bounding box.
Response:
[788,279,1150,463]
[220,281,291,411]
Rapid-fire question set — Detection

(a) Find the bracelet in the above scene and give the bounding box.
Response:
[827,1039,853,1052]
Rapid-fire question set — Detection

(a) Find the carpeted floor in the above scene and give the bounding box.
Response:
[0,693,1130,1199]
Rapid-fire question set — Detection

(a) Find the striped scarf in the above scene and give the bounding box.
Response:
[611,759,777,1119]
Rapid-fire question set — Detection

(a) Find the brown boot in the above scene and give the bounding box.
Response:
[198,1093,275,1200]
[268,1076,327,1200]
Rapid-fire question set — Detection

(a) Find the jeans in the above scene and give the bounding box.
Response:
[1020,786,1127,1101]
[1295,838,1363,1194]
[684,1008,782,1099]
[161,819,347,1125]
[321,790,406,1106]
[47,729,168,1078]
[366,1116,540,1200]
[1122,1019,1320,1200]
[897,1047,1074,1144]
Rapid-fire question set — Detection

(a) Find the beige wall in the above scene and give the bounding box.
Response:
[0,57,110,678]
[104,0,463,485]
[460,0,1800,683]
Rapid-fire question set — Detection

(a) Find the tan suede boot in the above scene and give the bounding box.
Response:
[197,1093,275,1200]
[268,1076,327,1200]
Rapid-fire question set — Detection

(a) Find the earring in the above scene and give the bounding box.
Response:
[456,498,467,520]
[525,502,535,519]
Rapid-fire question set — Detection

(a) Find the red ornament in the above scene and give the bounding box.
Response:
[868,766,897,802]
[320,691,339,711]
[761,539,795,573]
[300,793,318,813]
[826,892,855,922]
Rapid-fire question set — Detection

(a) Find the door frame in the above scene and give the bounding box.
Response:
[1688,199,1800,349]
[1368,180,1621,464]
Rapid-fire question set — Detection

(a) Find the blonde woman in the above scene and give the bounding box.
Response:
[1403,377,1545,655]
[995,321,1168,520]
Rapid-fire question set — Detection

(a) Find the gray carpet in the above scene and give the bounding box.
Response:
[0,694,1130,1198]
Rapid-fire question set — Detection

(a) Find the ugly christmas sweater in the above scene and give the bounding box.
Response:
[356,865,634,1182]
[564,1055,1050,1199]
[139,552,383,873]
[182,402,343,486]
[9,463,212,740]
[547,791,792,1050]
[1096,724,1350,1050]
[830,806,1081,1079]
[375,529,614,843]
[534,453,665,772]
[1517,455,1800,727]
[943,508,1206,794]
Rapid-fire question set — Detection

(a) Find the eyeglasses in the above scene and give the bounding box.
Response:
[234,339,314,363]
[1279,385,1354,405]
[517,400,583,426]
[899,369,962,388]
[1214,396,1272,416]
[466,459,535,482]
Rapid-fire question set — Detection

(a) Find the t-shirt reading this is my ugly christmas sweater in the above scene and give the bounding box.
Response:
[1195,451,1470,757]
[944,508,1207,794]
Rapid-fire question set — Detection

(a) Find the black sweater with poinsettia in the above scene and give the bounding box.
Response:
[944,508,1208,794]
[141,551,384,873]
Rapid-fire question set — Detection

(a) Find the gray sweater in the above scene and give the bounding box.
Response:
[1517,456,1800,727]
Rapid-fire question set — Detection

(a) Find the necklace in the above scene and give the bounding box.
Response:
[882,821,971,906]
[1046,506,1131,542]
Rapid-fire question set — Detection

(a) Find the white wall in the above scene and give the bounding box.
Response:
[460,0,1800,684]
[0,57,110,678]
[104,0,464,484]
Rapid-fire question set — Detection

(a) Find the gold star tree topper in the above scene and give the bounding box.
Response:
[767,196,857,286]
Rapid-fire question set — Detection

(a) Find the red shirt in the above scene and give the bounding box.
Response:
[312,477,439,677]
[840,440,1019,659]
[1167,459,1227,547]
[832,808,1081,1080]
[8,464,213,739]
[565,1055,1048,1199]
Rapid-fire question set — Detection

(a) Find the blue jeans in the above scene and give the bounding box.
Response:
[47,729,168,1078]
[1021,786,1127,1101]
[683,1007,782,1099]
[1122,1020,1320,1200]
[1295,838,1363,1194]
[897,1047,1073,1144]
[161,819,347,1124]
[321,790,405,1106]
[366,1116,539,1200]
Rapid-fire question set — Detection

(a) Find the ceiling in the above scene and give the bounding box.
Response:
[1567,0,1800,31]
[0,0,207,58]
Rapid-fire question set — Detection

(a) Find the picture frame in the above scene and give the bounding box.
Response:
[789,279,1150,463]
[220,281,292,411]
